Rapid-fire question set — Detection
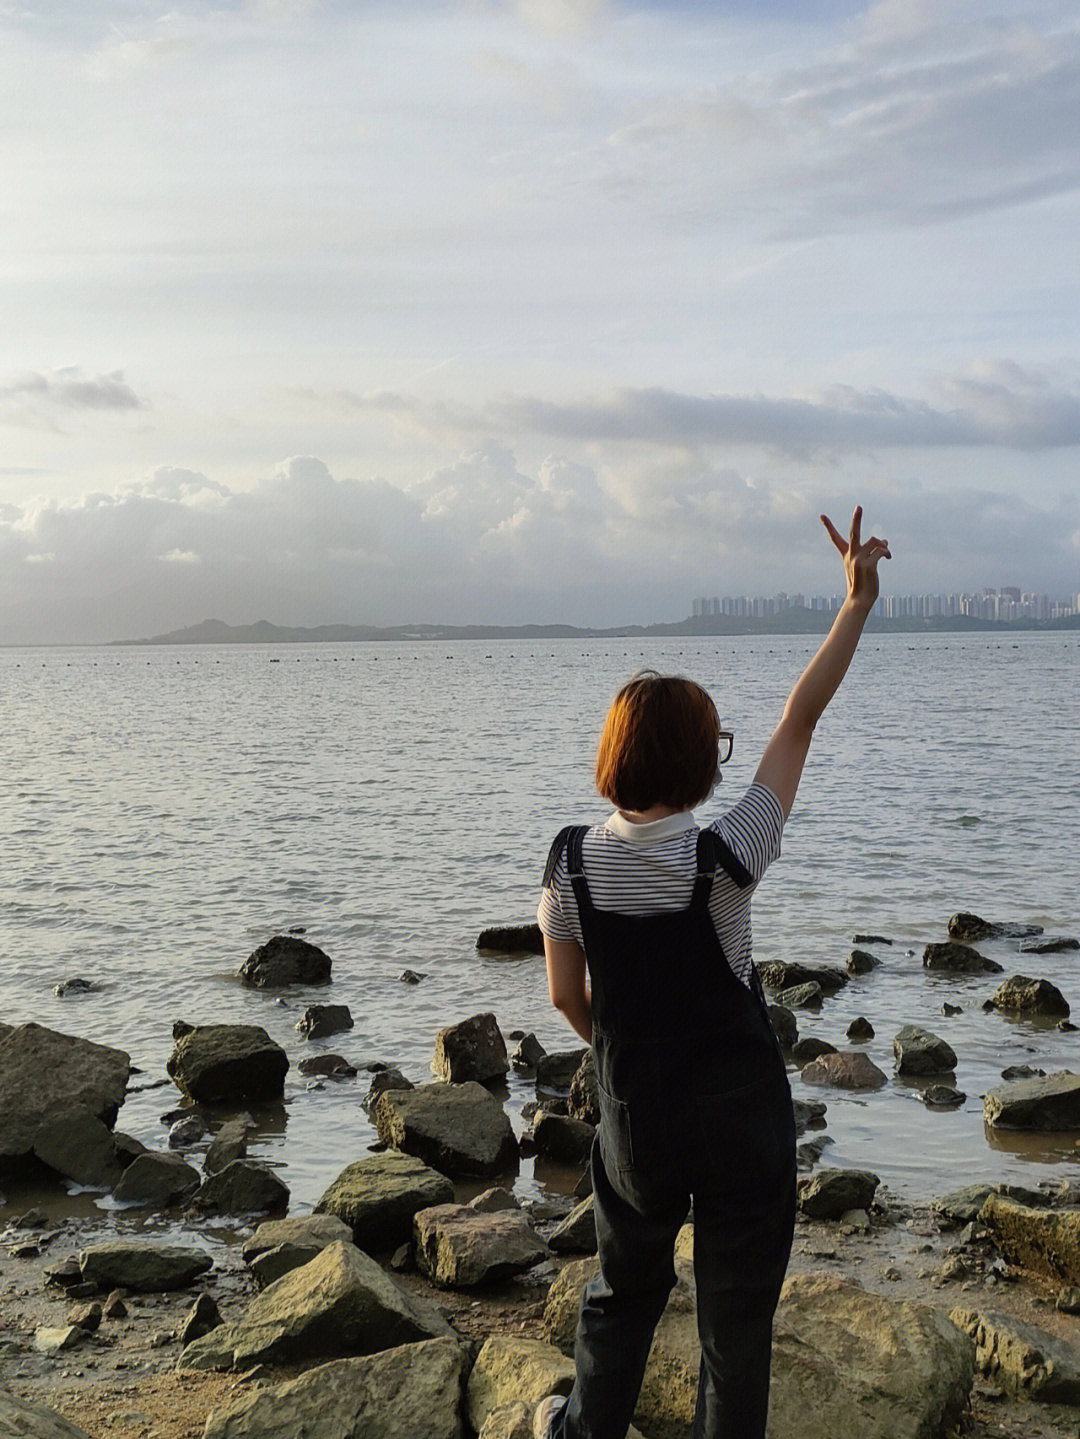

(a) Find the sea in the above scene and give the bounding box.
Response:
[2,632,1079,1222]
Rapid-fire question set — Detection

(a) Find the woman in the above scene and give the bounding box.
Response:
[534,508,891,1439]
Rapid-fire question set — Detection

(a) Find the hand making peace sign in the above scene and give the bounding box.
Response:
[820,505,892,610]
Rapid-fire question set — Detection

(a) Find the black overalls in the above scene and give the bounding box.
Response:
[545,825,797,1439]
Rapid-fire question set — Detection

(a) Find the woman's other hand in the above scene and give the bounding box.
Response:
[820,506,891,611]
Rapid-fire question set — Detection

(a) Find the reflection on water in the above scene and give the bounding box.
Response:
[1,634,1079,1213]
[982,1125,1080,1163]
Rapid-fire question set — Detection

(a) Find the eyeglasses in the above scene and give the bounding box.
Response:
[717,730,734,765]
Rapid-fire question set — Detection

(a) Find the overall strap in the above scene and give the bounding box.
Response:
[709,827,755,889]
[564,824,594,913]
[690,829,718,909]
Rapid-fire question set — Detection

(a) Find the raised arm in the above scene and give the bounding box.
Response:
[754,506,891,818]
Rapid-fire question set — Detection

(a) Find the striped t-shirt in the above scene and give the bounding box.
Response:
[537,782,784,988]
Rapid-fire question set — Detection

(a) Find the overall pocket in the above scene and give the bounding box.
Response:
[598,1083,635,1172]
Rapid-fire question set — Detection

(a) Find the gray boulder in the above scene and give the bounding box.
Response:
[431,1012,508,1084]
[934,1185,994,1225]
[32,1102,125,1188]
[179,1292,223,1346]
[979,1193,1080,1284]
[531,1112,595,1165]
[984,1073,1080,1130]
[846,949,881,975]
[846,1017,874,1041]
[798,1169,880,1220]
[298,1054,358,1078]
[467,1336,575,1434]
[779,982,823,1011]
[758,962,848,994]
[536,1049,589,1091]
[568,1051,599,1125]
[947,912,1002,942]
[238,933,333,987]
[0,1023,130,1167]
[201,1338,469,1439]
[79,1242,213,1292]
[191,1159,289,1216]
[987,975,1070,1017]
[112,1151,201,1208]
[801,1051,888,1091]
[242,1214,354,1287]
[548,1196,597,1255]
[373,1082,518,1178]
[167,1025,288,1104]
[204,1114,256,1174]
[476,923,545,953]
[510,1033,545,1072]
[951,1305,1080,1403]
[1018,935,1080,954]
[767,1004,798,1049]
[769,1271,974,1438]
[296,1004,354,1039]
[791,1098,828,1134]
[0,1388,93,1437]
[791,1038,836,1066]
[923,941,1003,974]
[893,1025,957,1075]
[314,1151,454,1252]
[178,1239,455,1370]
[413,1203,548,1287]
[362,1067,414,1112]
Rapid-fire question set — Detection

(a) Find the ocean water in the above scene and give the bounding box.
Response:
[2,632,1079,1217]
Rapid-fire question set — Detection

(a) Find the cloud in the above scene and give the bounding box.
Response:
[2,447,1077,644]
[0,369,147,430]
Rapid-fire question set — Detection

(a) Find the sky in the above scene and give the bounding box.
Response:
[2,0,1080,642]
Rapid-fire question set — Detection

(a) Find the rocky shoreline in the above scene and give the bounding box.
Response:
[4,919,1080,1438]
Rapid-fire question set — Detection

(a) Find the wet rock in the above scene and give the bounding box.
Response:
[798,1168,880,1220]
[923,941,1003,974]
[548,1196,597,1255]
[361,1068,413,1113]
[466,1336,575,1433]
[791,1098,828,1134]
[791,1038,836,1066]
[536,1049,589,1092]
[779,982,823,1011]
[112,1151,201,1208]
[942,1002,962,1016]
[1060,1019,1077,1032]
[951,1305,1080,1403]
[204,1114,256,1174]
[1001,1064,1045,1080]
[1018,935,1079,955]
[846,949,881,975]
[987,975,1070,1017]
[297,1054,358,1078]
[53,977,94,997]
[79,1241,213,1292]
[0,1023,130,1172]
[476,923,545,953]
[510,1033,545,1072]
[948,912,1003,942]
[468,1187,520,1213]
[44,1256,84,1289]
[531,1113,595,1166]
[846,1017,874,1041]
[766,1004,798,1049]
[374,1081,518,1179]
[201,1337,469,1439]
[801,1051,888,1091]
[167,1024,289,1104]
[238,934,333,987]
[984,1073,1080,1130]
[934,1185,994,1224]
[758,962,848,994]
[893,1025,957,1075]
[12,1206,47,1228]
[178,1240,455,1371]
[296,1004,354,1039]
[242,1214,354,1286]
[314,1150,454,1252]
[431,1012,508,1084]
[191,1159,289,1216]
[923,1084,966,1108]
[413,1203,548,1288]
[1056,1287,1080,1314]
[168,1113,207,1147]
[568,1051,599,1126]
[32,1102,125,1188]
[179,1292,223,1345]
[0,1391,92,1437]
[852,933,892,946]
[979,1193,1080,1284]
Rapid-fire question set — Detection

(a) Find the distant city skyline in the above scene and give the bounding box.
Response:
[693,586,1080,623]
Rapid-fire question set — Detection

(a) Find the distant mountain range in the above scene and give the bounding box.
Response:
[114,611,1080,645]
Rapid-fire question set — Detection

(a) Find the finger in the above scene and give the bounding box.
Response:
[849,505,862,553]
[820,514,848,556]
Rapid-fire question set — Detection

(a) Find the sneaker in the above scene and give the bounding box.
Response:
[533,1393,567,1439]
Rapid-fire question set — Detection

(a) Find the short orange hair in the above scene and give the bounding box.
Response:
[595,671,721,812]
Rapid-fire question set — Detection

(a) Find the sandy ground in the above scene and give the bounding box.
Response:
[3,1187,1080,1438]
